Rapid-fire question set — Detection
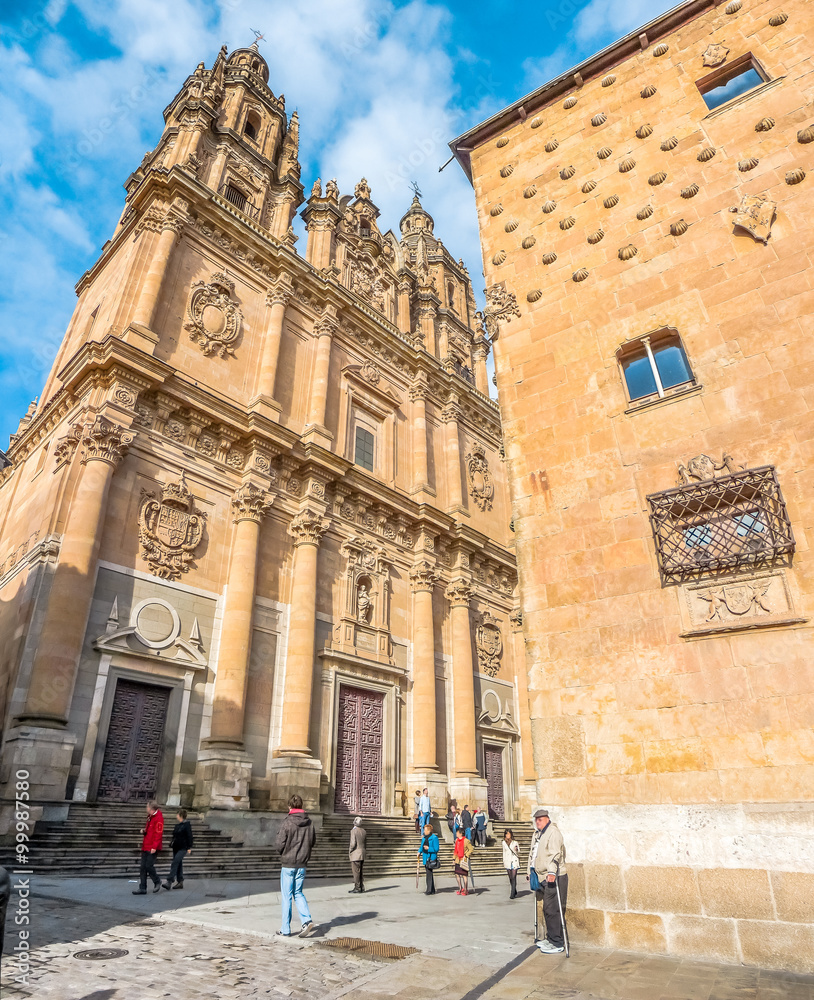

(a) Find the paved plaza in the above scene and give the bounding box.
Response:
[4,874,813,1000]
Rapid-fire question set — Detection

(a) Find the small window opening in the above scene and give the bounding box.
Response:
[697,55,769,111]
[244,111,261,142]
[354,427,375,472]
[224,184,248,212]
[618,330,695,405]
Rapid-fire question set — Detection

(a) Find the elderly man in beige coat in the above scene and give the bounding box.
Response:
[348,817,367,893]
[527,808,568,953]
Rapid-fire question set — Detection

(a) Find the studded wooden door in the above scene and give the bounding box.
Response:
[97,680,170,802]
[485,745,506,821]
[334,686,384,815]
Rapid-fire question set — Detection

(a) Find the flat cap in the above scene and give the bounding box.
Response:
[533,808,550,819]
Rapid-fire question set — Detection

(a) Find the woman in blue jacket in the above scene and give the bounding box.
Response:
[418,823,440,895]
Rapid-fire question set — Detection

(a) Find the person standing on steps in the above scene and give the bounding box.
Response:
[162,808,193,890]
[474,808,487,846]
[502,828,520,899]
[413,789,421,833]
[348,816,366,893]
[418,787,431,832]
[275,794,317,938]
[447,804,459,835]
[132,800,164,895]
[527,808,568,954]
[418,822,439,895]
[460,803,473,842]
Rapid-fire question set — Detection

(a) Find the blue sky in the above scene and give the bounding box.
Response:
[0,0,673,445]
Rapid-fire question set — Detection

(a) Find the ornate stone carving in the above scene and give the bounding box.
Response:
[465,444,495,511]
[543,199,557,213]
[476,282,520,340]
[637,205,654,221]
[619,156,636,173]
[510,608,523,630]
[636,123,653,139]
[563,96,578,109]
[573,268,590,283]
[768,12,788,26]
[703,42,729,68]
[682,183,700,199]
[560,216,576,230]
[476,611,503,677]
[661,136,679,151]
[786,169,806,186]
[587,229,605,245]
[524,185,537,199]
[356,580,373,623]
[522,236,536,249]
[729,194,776,244]
[409,561,437,593]
[231,482,274,522]
[445,578,472,607]
[640,84,657,99]
[184,271,242,358]
[755,117,775,132]
[649,172,667,186]
[499,164,514,178]
[559,165,576,180]
[138,472,206,580]
[603,195,619,209]
[504,220,519,232]
[544,139,559,153]
[653,43,670,57]
[698,147,717,162]
[670,220,689,237]
[289,507,329,545]
[542,252,558,265]
[676,452,743,485]
[591,113,607,127]
[490,204,504,216]
[738,157,759,172]
[527,288,543,302]
[618,245,638,261]
[53,424,82,470]
[350,257,386,311]
[267,274,294,308]
[597,146,612,160]
[359,360,381,384]
[80,415,134,466]
[492,249,507,265]
[680,570,800,635]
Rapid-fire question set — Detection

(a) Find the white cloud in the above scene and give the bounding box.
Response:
[574,0,678,47]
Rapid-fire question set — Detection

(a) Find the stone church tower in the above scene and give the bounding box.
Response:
[0,43,532,826]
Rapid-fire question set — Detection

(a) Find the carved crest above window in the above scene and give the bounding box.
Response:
[475,610,503,677]
[184,271,242,358]
[702,43,729,67]
[138,472,206,580]
[729,194,777,245]
[466,444,495,511]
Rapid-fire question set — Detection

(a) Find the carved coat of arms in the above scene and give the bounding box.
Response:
[729,195,777,245]
[184,271,242,357]
[476,612,503,677]
[698,580,772,622]
[138,473,206,580]
[703,43,729,67]
[466,444,495,511]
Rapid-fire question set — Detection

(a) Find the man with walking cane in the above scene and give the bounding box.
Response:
[527,808,569,955]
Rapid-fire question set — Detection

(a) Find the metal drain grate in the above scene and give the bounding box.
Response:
[73,948,129,961]
[317,937,419,960]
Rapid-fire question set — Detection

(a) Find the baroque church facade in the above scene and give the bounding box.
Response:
[0,43,534,826]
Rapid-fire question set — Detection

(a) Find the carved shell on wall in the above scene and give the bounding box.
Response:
[636,123,654,139]
[661,136,679,151]
[769,12,788,26]
[681,183,700,199]
[649,171,668,186]
[637,204,654,221]
[597,147,612,160]
[725,0,742,12]
[786,168,806,185]
[496,136,510,148]
[591,112,607,127]
[798,127,814,144]
[504,219,519,232]
[619,157,636,173]
[670,219,689,236]
[524,184,538,198]
[542,252,558,265]
[618,245,638,260]
[559,216,576,230]
[542,199,557,214]
[527,288,543,302]
[697,146,717,162]
[563,96,578,109]
[500,164,515,178]
[587,229,605,244]
[755,117,775,132]
[545,139,559,153]
[582,179,597,194]
[738,158,759,172]
[522,236,537,248]
[653,43,670,57]
[492,249,507,265]
[601,75,616,87]
[572,268,589,283]
[530,116,544,129]
[641,84,658,99]
[603,194,620,209]
[560,165,576,180]
[490,204,504,216]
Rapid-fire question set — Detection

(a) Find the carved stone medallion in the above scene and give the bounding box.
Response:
[466,444,495,511]
[703,43,729,67]
[476,611,503,677]
[138,473,206,580]
[184,271,242,357]
[729,195,777,245]
[676,452,743,485]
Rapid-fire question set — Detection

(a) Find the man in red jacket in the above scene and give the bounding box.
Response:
[133,800,164,894]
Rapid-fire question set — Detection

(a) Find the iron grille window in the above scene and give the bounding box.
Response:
[223,184,248,212]
[647,466,794,584]
[355,427,375,472]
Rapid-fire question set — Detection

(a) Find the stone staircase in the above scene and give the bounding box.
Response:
[0,804,534,880]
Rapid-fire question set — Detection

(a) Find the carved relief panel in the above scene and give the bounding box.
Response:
[138,473,206,580]
[184,271,242,357]
[679,569,804,636]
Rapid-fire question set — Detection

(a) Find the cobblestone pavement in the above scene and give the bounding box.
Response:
[3,878,813,1000]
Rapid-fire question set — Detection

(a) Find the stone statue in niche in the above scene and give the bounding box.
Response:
[356,580,373,624]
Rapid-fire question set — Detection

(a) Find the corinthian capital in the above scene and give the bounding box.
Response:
[80,415,134,467]
[266,274,294,308]
[445,578,473,607]
[231,483,274,523]
[409,560,438,593]
[289,507,329,546]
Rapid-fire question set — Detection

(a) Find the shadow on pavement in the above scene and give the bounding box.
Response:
[459,945,539,1000]
[312,910,378,936]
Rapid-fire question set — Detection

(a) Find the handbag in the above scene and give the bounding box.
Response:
[422,837,440,869]
[529,868,541,891]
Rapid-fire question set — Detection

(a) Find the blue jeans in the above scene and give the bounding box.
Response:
[280,867,312,935]
[419,812,430,830]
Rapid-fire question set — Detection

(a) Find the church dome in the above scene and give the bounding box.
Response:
[227,42,269,84]
[399,194,435,236]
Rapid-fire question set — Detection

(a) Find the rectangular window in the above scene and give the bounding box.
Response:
[354,427,375,471]
[698,55,769,111]
[223,184,248,212]
[619,331,695,405]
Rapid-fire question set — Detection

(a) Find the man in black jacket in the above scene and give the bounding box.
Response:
[275,794,317,937]
[460,804,473,842]
[162,809,193,890]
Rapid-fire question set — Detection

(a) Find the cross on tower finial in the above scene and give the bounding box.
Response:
[410,180,422,199]
[251,28,265,45]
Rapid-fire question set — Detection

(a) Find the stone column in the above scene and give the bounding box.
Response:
[397,280,412,337]
[418,296,437,355]
[442,397,466,514]
[409,561,438,772]
[131,209,185,331]
[253,275,293,412]
[511,609,537,796]
[303,307,337,446]
[446,578,488,811]
[472,335,490,396]
[409,375,432,496]
[271,507,329,810]
[196,482,273,810]
[5,415,133,802]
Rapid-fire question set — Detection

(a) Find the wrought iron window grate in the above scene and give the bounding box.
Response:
[647,466,794,583]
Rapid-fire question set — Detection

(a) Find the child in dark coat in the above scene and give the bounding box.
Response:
[162,809,193,890]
